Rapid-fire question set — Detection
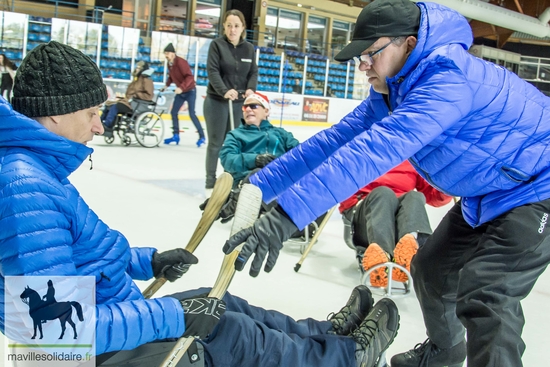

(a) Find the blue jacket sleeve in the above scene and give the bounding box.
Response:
[96,297,185,354]
[126,247,156,281]
[250,97,378,204]
[253,64,472,228]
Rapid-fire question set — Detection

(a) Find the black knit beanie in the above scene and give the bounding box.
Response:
[12,41,107,118]
[164,43,175,53]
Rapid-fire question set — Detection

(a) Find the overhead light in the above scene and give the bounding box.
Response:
[297,4,303,7]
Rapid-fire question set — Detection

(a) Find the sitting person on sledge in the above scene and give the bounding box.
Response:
[340,160,453,286]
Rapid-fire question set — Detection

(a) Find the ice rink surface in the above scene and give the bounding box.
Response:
[3,120,549,366]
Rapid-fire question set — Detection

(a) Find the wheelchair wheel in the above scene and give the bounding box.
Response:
[104,135,114,144]
[121,135,132,146]
[134,111,165,148]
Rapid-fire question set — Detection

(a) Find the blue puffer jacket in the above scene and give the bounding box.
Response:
[0,100,184,354]
[220,119,299,186]
[251,1,550,229]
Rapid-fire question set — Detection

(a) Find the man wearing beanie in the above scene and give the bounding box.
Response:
[160,42,206,147]
[0,40,208,360]
[0,41,400,367]
[223,1,550,367]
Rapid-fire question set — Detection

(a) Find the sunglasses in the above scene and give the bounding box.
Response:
[242,103,263,111]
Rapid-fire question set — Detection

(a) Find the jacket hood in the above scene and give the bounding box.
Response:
[0,98,93,181]
[395,2,473,80]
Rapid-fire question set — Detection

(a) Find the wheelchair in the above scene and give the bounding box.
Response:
[104,96,166,148]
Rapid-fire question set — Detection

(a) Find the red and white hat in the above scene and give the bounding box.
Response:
[245,92,270,110]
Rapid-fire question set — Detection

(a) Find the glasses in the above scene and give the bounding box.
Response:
[242,103,263,111]
[354,37,398,67]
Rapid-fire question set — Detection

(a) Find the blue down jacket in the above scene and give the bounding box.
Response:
[251,1,550,229]
[0,100,184,354]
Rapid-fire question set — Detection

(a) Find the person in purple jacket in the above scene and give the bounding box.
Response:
[224,1,550,367]
[0,41,400,367]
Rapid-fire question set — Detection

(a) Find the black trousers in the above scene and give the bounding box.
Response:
[412,198,550,367]
[203,97,243,189]
[352,186,432,255]
[97,341,204,367]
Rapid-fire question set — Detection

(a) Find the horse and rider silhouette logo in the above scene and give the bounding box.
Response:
[19,279,84,340]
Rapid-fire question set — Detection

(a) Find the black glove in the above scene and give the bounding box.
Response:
[254,154,276,168]
[198,189,240,224]
[222,206,298,277]
[219,190,239,223]
[198,198,209,212]
[152,249,198,282]
[180,297,226,339]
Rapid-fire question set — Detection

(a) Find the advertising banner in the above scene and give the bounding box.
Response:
[266,93,303,123]
[302,97,330,122]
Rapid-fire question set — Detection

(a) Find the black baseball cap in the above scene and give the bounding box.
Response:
[334,0,421,62]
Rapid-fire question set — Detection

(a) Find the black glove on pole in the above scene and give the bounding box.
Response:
[198,189,240,224]
[179,297,226,339]
[222,206,298,277]
[219,190,239,223]
[254,154,276,168]
[152,249,199,282]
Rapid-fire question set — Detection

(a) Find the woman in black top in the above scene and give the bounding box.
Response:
[204,9,258,191]
[0,54,16,103]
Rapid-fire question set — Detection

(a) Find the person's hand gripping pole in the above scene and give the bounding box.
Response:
[159,184,262,367]
[143,172,233,299]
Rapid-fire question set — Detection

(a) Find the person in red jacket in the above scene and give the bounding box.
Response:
[160,43,205,147]
[340,160,453,287]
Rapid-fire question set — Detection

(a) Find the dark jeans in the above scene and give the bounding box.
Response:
[185,288,353,367]
[100,287,354,367]
[352,186,432,255]
[172,89,205,139]
[102,103,132,128]
[412,198,550,367]
[203,97,243,188]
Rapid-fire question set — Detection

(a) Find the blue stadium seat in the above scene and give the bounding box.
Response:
[38,34,50,42]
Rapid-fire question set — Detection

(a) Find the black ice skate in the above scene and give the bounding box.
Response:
[351,298,400,367]
[390,338,466,367]
[328,285,374,336]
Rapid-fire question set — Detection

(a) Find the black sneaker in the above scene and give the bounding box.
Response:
[102,124,113,137]
[327,285,374,336]
[390,338,466,367]
[352,298,400,367]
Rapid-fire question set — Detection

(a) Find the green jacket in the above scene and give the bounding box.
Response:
[220,119,299,186]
